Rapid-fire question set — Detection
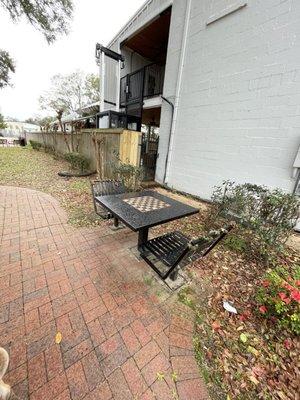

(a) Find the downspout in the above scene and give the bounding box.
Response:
[161,96,174,183]
[163,0,192,184]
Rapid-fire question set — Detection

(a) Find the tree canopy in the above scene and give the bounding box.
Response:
[0,113,7,129]
[25,116,55,130]
[0,51,15,89]
[39,71,100,115]
[0,0,73,88]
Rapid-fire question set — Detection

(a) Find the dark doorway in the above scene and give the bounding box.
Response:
[140,107,161,181]
[141,125,159,181]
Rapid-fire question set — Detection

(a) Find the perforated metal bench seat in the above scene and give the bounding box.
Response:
[139,225,234,281]
[140,231,189,266]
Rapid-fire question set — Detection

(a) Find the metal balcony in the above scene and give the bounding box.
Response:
[120,63,164,108]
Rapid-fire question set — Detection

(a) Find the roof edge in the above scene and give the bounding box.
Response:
[107,0,154,48]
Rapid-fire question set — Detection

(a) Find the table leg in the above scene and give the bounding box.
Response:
[138,228,149,248]
[113,217,119,228]
[169,268,179,281]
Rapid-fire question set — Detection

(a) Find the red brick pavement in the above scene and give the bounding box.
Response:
[0,186,209,400]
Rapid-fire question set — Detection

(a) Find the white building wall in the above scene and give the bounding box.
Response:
[0,121,40,137]
[157,0,300,199]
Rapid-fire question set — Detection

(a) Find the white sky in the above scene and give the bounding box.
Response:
[0,0,145,120]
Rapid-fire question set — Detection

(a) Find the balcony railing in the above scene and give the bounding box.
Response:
[120,63,164,107]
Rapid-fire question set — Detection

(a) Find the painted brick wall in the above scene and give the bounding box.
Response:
[156,0,300,200]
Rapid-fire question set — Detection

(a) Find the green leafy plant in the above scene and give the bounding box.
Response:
[0,112,7,129]
[208,181,299,261]
[224,234,247,253]
[29,140,42,151]
[113,159,143,191]
[44,144,55,154]
[256,266,300,334]
[64,152,90,172]
[178,286,196,309]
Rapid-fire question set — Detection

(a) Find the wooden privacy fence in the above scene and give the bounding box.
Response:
[26,129,142,178]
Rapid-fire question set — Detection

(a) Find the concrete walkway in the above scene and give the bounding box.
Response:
[0,186,208,400]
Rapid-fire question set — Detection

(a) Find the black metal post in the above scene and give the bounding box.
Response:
[138,228,149,248]
[113,217,119,228]
[169,269,179,281]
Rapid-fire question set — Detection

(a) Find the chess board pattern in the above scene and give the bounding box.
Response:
[123,196,170,213]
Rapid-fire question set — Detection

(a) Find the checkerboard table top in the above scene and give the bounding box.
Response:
[123,195,171,213]
[95,190,199,231]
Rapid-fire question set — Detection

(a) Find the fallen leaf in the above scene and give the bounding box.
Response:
[211,320,221,331]
[249,375,259,385]
[206,350,213,359]
[156,372,164,381]
[247,346,259,357]
[277,391,288,400]
[240,333,248,343]
[252,365,265,377]
[171,371,178,382]
[55,332,62,344]
[283,339,292,350]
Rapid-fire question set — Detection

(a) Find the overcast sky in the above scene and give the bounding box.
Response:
[0,0,145,121]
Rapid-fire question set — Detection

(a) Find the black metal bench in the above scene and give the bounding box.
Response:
[91,179,126,219]
[0,138,7,146]
[139,225,233,281]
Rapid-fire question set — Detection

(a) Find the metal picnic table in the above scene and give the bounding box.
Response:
[95,190,199,248]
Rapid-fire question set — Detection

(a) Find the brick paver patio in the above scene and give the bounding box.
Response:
[0,186,208,400]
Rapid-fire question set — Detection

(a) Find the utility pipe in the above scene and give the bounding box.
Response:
[161,96,174,183]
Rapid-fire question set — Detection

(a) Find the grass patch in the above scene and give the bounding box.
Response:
[69,180,91,193]
[178,286,196,309]
[193,335,224,399]
[143,274,154,287]
[0,147,98,227]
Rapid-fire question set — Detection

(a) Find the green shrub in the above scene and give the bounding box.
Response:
[224,234,247,252]
[256,266,300,334]
[210,181,299,251]
[29,140,42,151]
[112,159,143,191]
[64,152,90,172]
[44,144,55,154]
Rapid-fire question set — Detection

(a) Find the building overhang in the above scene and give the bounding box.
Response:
[107,0,173,50]
[121,7,171,64]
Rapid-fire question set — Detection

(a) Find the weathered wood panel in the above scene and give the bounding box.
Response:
[90,131,120,179]
[119,130,142,167]
[26,129,141,179]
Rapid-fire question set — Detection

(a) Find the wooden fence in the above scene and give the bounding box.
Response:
[26,129,142,179]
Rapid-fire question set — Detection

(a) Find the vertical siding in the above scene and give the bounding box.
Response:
[121,46,150,78]
[104,57,117,108]
[157,0,300,199]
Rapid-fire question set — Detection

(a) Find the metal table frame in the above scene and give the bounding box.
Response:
[95,190,199,250]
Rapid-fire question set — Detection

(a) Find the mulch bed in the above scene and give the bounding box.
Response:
[152,205,300,400]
